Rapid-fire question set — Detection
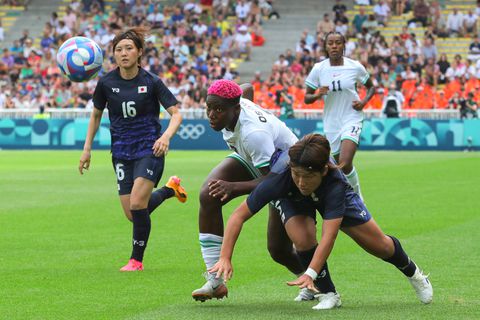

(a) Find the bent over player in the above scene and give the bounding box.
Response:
[211,133,433,310]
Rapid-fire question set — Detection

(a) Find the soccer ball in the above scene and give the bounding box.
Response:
[56,36,103,82]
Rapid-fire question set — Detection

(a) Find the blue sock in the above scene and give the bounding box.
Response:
[383,235,417,277]
[297,246,336,293]
[131,208,151,262]
[148,187,174,213]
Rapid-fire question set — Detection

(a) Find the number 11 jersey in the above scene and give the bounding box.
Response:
[305,57,370,134]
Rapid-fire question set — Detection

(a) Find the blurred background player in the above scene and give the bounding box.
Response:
[192,79,310,302]
[211,133,433,310]
[304,31,375,201]
[79,28,187,272]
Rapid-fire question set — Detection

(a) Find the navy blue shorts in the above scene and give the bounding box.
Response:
[112,155,165,195]
[270,198,317,225]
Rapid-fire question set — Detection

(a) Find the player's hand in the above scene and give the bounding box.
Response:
[79,150,91,175]
[318,86,329,97]
[286,274,319,292]
[152,135,170,157]
[209,258,233,281]
[352,100,365,111]
[208,180,234,202]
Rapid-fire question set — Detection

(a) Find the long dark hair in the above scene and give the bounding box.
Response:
[323,31,346,58]
[288,133,338,172]
[112,27,149,64]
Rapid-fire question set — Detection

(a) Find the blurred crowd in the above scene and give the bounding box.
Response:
[0,0,276,111]
[1,0,479,119]
[255,0,479,118]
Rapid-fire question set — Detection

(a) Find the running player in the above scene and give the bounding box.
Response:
[304,31,375,200]
[79,27,187,272]
[210,133,433,310]
[192,80,309,302]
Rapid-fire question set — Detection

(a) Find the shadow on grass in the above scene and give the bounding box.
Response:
[129,299,435,320]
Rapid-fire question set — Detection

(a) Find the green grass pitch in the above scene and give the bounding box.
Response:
[0,150,479,319]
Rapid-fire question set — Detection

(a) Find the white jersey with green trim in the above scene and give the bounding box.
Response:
[305,57,370,133]
[222,98,298,169]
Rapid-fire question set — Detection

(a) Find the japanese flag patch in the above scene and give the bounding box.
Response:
[138,86,147,93]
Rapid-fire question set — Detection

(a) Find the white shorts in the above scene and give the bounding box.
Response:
[326,121,363,155]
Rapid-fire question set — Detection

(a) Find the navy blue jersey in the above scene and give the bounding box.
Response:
[247,151,371,227]
[93,68,178,160]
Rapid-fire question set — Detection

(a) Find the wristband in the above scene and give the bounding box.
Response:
[304,267,318,280]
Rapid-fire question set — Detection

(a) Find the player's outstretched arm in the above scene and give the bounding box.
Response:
[152,105,182,157]
[288,217,342,290]
[79,107,103,175]
[209,200,254,280]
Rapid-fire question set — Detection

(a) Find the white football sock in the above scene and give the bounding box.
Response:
[345,166,364,201]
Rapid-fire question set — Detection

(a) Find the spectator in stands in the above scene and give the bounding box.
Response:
[463,10,478,36]
[447,8,464,37]
[373,0,390,26]
[382,83,404,117]
[421,37,437,62]
[407,0,429,27]
[231,25,252,60]
[448,91,463,110]
[335,20,348,36]
[235,0,251,20]
[362,14,379,35]
[352,6,368,36]
[317,13,335,35]
[2,49,15,69]
[434,90,448,109]
[273,53,288,70]
[424,57,440,87]
[333,0,347,20]
[437,53,450,84]
[463,92,478,118]
[147,5,165,29]
[394,0,410,16]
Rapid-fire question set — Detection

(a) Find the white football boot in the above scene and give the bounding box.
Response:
[192,272,228,302]
[408,267,433,304]
[294,288,316,301]
[312,292,342,310]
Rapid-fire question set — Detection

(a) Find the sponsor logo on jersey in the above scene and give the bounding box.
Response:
[332,73,341,78]
[146,169,153,176]
[112,88,120,93]
[138,86,147,93]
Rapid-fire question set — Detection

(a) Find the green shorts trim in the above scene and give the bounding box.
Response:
[340,136,360,145]
[226,153,261,179]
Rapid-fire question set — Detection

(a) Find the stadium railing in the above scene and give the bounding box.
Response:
[0,109,461,120]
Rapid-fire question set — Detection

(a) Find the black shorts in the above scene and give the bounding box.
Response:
[112,155,165,195]
[270,198,316,224]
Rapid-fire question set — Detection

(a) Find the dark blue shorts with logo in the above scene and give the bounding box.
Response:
[112,155,165,195]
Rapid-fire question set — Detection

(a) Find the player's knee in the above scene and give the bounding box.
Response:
[267,242,291,264]
[130,199,147,211]
[377,236,395,259]
[292,239,316,252]
[199,183,220,206]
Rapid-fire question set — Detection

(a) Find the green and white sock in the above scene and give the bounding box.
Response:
[199,233,223,283]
